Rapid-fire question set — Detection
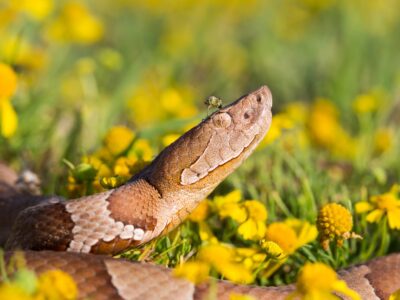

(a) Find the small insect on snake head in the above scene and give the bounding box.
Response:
[205,96,223,116]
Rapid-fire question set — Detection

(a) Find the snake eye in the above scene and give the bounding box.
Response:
[244,112,250,119]
[213,112,231,128]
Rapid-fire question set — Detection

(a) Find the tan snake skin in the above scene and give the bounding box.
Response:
[1,86,399,299]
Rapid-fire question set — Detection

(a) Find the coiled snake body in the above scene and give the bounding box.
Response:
[1,86,399,299]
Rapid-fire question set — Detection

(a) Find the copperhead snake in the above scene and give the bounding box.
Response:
[0,86,399,300]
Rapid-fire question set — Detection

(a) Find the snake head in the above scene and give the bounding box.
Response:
[140,85,273,197]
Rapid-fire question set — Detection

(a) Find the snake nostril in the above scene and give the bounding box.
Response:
[256,95,262,103]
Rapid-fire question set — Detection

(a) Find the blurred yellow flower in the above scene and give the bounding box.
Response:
[237,200,267,240]
[103,126,135,156]
[198,243,254,284]
[260,241,285,260]
[113,157,136,177]
[0,99,18,138]
[352,93,380,114]
[47,2,104,44]
[188,200,209,222]
[36,270,78,300]
[317,203,360,250]
[13,0,53,21]
[265,219,317,255]
[0,63,17,98]
[0,63,18,138]
[0,283,31,300]
[356,185,400,229]
[100,176,123,189]
[214,190,247,223]
[261,113,295,146]
[128,138,153,162]
[287,262,361,300]
[128,83,197,127]
[389,288,400,300]
[374,128,394,155]
[307,99,356,159]
[173,261,210,284]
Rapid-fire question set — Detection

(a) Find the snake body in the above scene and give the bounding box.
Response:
[1,86,399,299]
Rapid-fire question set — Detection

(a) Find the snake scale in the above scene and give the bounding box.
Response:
[0,86,399,299]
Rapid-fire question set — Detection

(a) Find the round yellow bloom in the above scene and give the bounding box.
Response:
[352,93,379,114]
[103,126,135,156]
[173,261,210,284]
[265,220,318,255]
[0,283,31,300]
[0,63,17,99]
[266,223,297,254]
[288,262,361,300]
[36,270,78,300]
[317,203,355,249]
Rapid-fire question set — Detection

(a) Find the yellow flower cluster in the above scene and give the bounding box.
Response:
[356,185,400,229]
[67,126,154,196]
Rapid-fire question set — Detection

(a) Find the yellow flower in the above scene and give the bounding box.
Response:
[0,98,18,138]
[188,200,209,222]
[0,63,17,98]
[265,219,317,255]
[317,203,360,250]
[389,288,400,300]
[47,2,104,44]
[235,248,267,270]
[374,128,394,154]
[352,93,380,114]
[128,139,153,162]
[36,270,78,300]
[0,283,31,300]
[103,126,135,156]
[237,200,267,240]
[260,113,295,146]
[287,262,361,300]
[13,0,53,21]
[260,241,285,260]
[113,157,137,177]
[0,63,18,138]
[356,185,400,229]
[173,261,210,284]
[307,99,356,159]
[214,190,247,223]
[128,84,197,127]
[100,176,124,189]
[198,244,254,284]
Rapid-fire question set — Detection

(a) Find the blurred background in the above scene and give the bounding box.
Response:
[1,0,400,194]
